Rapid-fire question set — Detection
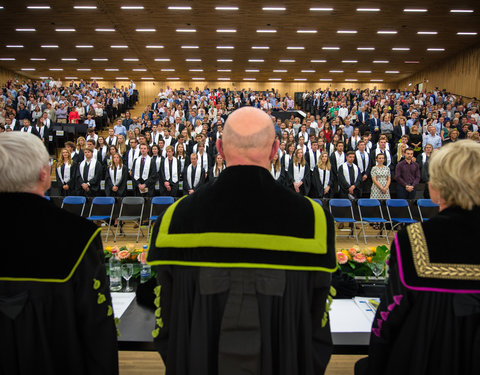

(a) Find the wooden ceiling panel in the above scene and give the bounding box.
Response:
[0,0,478,83]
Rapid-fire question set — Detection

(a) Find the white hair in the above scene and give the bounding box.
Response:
[0,132,50,192]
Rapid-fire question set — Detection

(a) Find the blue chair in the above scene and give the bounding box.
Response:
[386,199,417,234]
[61,196,87,217]
[329,199,358,244]
[357,199,389,244]
[114,197,145,243]
[147,196,175,241]
[86,197,116,241]
[417,199,439,222]
[312,198,323,207]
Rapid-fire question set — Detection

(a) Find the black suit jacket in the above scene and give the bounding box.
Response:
[76,159,103,193]
[104,165,129,196]
[393,125,410,143]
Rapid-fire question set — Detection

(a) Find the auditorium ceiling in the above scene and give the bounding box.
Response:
[0,0,479,84]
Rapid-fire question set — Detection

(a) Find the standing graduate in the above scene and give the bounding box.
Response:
[104,153,128,197]
[269,152,285,185]
[281,142,295,172]
[209,153,226,182]
[131,143,157,197]
[159,146,182,197]
[55,147,77,196]
[329,141,346,196]
[77,147,103,197]
[353,140,371,197]
[338,151,361,199]
[288,148,310,195]
[183,153,205,195]
[305,139,321,172]
[311,151,333,198]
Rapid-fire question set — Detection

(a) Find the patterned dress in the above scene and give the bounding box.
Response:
[370,165,391,199]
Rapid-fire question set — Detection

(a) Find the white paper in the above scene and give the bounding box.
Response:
[111,292,136,318]
[329,299,374,333]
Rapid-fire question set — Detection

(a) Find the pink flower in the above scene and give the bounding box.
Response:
[353,253,367,263]
[348,248,358,256]
[137,251,147,263]
[117,250,130,260]
[337,252,349,264]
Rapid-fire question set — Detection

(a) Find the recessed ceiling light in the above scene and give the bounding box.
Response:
[245,69,259,72]
[154,58,170,61]
[217,69,231,72]
[385,70,400,73]
[217,59,233,62]
[392,47,410,51]
[132,68,147,71]
[248,59,264,62]
[90,77,103,79]
[49,68,63,71]
[417,31,438,35]
[192,77,205,80]
[310,7,333,11]
[342,60,358,63]
[65,76,78,79]
[77,68,91,71]
[269,78,281,80]
[111,45,128,48]
[16,28,36,31]
[56,28,76,32]
[215,6,239,10]
[322,46,340,50]
[123,58,139,61]
[168,6,192,10]
[216,29,236,32]
[297,30,317,33]
[427,48,445,51]
[373,60,389,63]
[279,59,295,62]
[145,45,164,48]
[74,6,97,9]
[358,70,372,73]
[61,58,78,61]
[121,6,144,10]
[95,28,115,32]
[105,68,119,71]
[115,77,129,79]
[217,46,234,49]
[76,45,93,48]
[287,46,305,50]
[141,77,154,80]
[378,30,397,34]
[252,46,270,49]
[405,60,420,63]
[161,69,175,71]
[357,47,375,50]
[370,79,384,82]
[30,58,46,60]
[189,69,203,72]
[450,9,474,13]
[217,78,230,81]
[311,59,327,63]
[345,79,358,81]
[243,78,256,80]
[294,78,307,81]
[185,58,201,62]
[0,58,15,61]
[319,78,332,81]
[301,70,315,73]
[329,70,343,73]
[337,30,357,34]
[136,28,156,32]
[167,77,179,80]
[263,7,286,10]
[27,5,51,9]
[6,45,24,48]
[21,68,36,71]
[181,45,199,48]
[357,8,380,12]
[176,28,196,32]
[256,29,276,33]
[457,32,478,35]
[273,69,287,72]
[92,58,108,61]
[404,8,427,12]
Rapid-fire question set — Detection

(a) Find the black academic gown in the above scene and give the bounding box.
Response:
[76,159,103,196]
[337,163,362,198]
[287,160,311,195]
[159,157,183,197]
[104,164,129,197]
[182,163,206,194]
[356,206,480,375]
[131,157,158,197]
[146,166,337,375]
[55,161,78,196]
[0,193,118,375]
[310,167,333,198]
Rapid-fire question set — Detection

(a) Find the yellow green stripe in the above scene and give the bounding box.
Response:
[0,227,102,283]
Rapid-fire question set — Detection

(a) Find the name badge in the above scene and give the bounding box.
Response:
[179,181,183,190]
[48,135,53,141]
[127,180,133,190]
[155,182,160,190]
[56,130,64,136]
[101,180,105,190]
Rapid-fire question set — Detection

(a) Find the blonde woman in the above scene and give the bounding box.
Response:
[74,136,86,162]
[56,148,77,196]
[287,148,310,195]
[116,134,127,156]
[105,153,128,197]
[270,152,285,185]
[311,152,332,198]
[209,153,226,182]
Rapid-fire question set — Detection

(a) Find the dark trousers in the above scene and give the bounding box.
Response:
[396,185,416,199]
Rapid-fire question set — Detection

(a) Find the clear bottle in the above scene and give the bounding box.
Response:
[109,249,122,292]
[140,245,151,284]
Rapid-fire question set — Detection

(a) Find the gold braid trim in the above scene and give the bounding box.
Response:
[407,223,480,280]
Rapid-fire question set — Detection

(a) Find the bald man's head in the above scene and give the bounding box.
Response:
[218,107,278,169]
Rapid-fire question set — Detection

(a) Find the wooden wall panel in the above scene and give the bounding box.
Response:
[0,67,32,87]
[395,44,480,98]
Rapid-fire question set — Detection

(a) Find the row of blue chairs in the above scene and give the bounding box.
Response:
[59,196,175,243]
[312,198,439,244]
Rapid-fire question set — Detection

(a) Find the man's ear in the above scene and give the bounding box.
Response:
[269,139,280,161]
[216,138,226,160]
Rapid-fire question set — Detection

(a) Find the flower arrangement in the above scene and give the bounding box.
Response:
[104,244,154,280]
[336,245,390,279]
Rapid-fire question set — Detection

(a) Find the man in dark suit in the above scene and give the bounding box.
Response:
[369,112,382,143]
[77,147,103,196]
[392,118,410,144]
[358,106,370,134]
[338,151,361,199]
[131,143,157,197]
